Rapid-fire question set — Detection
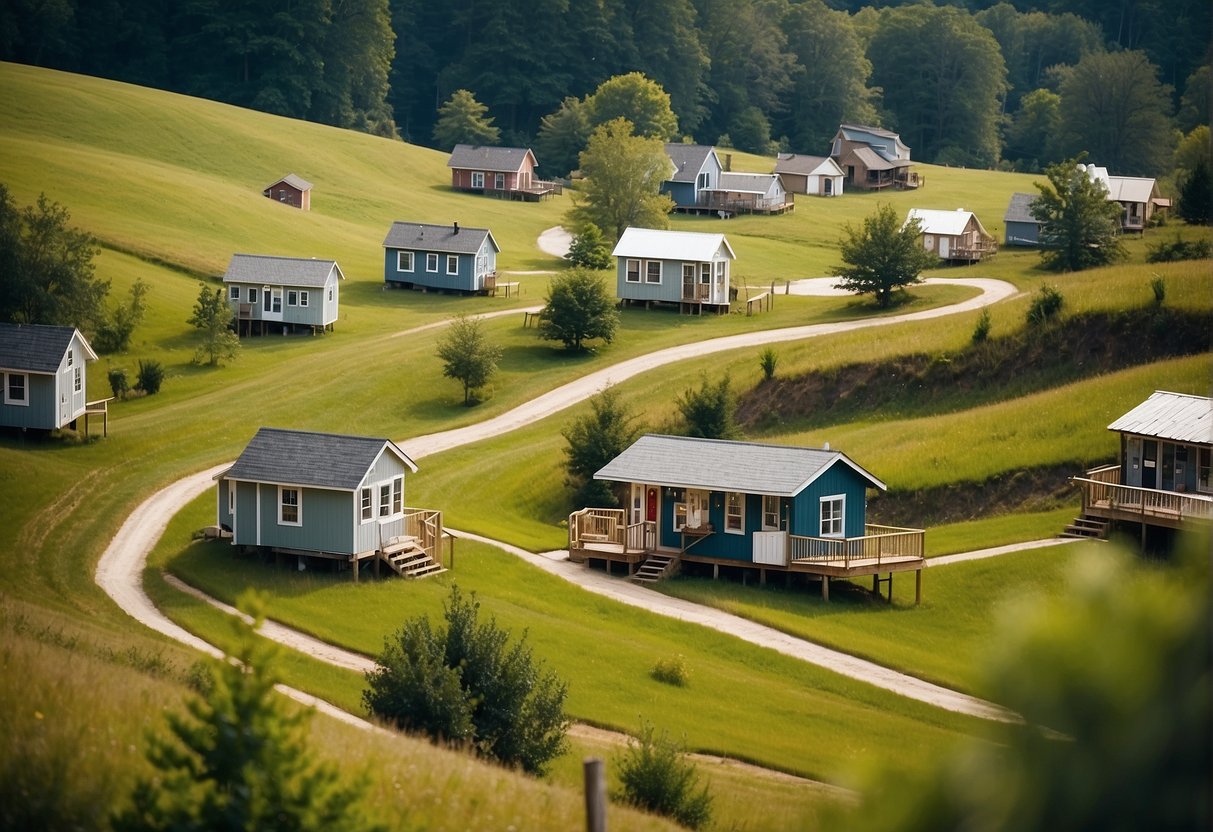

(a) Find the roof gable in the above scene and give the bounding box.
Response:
[664,144,719,183]
[0,323,97,373]
[224,427,418,491]
[382,221,499,255]
[223,254,344,287]
[837,124,910,162]
[1004,192,1039,224]
[612,228,736,262]
[594,434,885,496]
[774,154,842,177]
[1107,391,1212,445]
[447,144,536,173]
[904,208,988,237]
[266,173,312,191]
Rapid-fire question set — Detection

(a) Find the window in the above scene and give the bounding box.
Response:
[494,173,505,190]
[229,286,240,300]
[762,495,781,530]
[360,487,373,522]
[626,259,641,283]
[471,171,485,189]
[446,255,459,275]
[271,290,282,313]
[73,367,81,393]
[287,290,298,306]
[697,171,709,189]
[328,287,333,302]
[819,495,845,538]
[379,483,392,517]
[725,492,744,534]
[392,477,403,514]
[299,290,308,307]
[1199,448,1211,493]
[476,253,488,275]
[426,253,439,272]
[645,260,662,284]
[673,502,687,531]
[248,287,258,304]
[5,373,27,405]
[924,234,934,249]
[716,260,726,281]
[700,263,711,284]
[397,251,414,272]
[67,348,73,367]
[228,484,236,515]
[279,488,300,525]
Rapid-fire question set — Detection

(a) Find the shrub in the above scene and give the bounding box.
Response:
[538,268,619,351]
[1145,236,1212,263]
[651,655,690,687]
[566,224,613,270]
[364,585,569,775]
[1150,276,1166,306]
[135,359,164,395]
[562,389,641,508]
[759,347,778,380]
[1026,284,1064,326]
[971,309,992,343]
[107,368,129,399]
[676,373,740,439]
[616,721,713,830]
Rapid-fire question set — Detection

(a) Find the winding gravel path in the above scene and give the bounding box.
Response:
[95,277,1025,727]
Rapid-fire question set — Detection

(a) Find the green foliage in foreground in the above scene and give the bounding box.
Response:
[114,593,377,832]
[1032,157,1125,272]
[617,721,713,830]
[364,585,570,775]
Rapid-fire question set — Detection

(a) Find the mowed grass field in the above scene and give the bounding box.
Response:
[1,61,1210,829]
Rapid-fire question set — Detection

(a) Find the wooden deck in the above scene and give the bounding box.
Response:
[1072,464,1213,530]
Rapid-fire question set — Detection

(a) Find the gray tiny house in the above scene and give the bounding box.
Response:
[1004,193,1041,246]
[223,254,343,335]
[0,323,102,433]
[382,221,499,294]
[611,227,735,314]
[216,428,446,579]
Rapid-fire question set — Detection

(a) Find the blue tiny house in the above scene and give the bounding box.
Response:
[569,435,925,601]
[216,428,446,579]
[662,144,723,209]
[223,254,343,335]
[611,227,735,313]
[0,323,102,433]
[382,221,499,294]
[1003,193,1041,246]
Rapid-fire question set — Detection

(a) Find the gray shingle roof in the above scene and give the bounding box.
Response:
[0,323,95,373]
[447,144,535,172]
[267,173,312,191]
[848,145,911,172]
[773,153,834,175]
[224,428,418,491]
[223,254,343,287]
[665,144,717,183]
[594,434,885,496]
[1107,391,1212,445]
[1004,192,1039,224]
[382,222,499,255]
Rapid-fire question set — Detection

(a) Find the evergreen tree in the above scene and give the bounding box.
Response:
[834,204,937,308]
[538,268,620,352]
[565,224,613,270]
[1004,89,1061,171]
[569,118,674,241]
[1031,158,1126,271]
[113,593,378,832]
[536,96,592,179]
[432,89,500,149]
[562,389,641,507]
[435,314,501,405]
[187,283,239,367]
[676,373,740,440]
[1177,158,1212,226]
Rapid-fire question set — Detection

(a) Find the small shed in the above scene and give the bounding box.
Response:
[0,322,103,433]
[611,227,735,313]
[382,221,499,294]
[773,153,844,196]
[904,208,997,262]
[263,174,312,210]
[1003,192,1041,246]
[223,254,344,335]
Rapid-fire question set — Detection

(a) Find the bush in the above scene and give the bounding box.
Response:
[1026,284,1064,326]
[566,224,613,270]
[562,389,641,508]
[107,368,129,399]
[676,373,740,439]
[135,359,164,395]
[1145,236,1212,263]
[538,268,619,351]
[759,347,778,380]
[971,309,992,343]
[616,721,713,830]
[364,585,569,775]
[651,655,690,687]
[1150,276,1166,306]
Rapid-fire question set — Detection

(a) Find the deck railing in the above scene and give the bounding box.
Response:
[403,507,445,565]
[788,524,924,567]
[569,507,626,549]
[1071,476,1213,522]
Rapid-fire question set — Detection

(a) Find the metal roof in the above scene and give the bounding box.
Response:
[837,124,911,162]
[716,172,782,196]
[1107,391,1212,445]
[904,208,988,238]
[594,434,885,496]
[664,144,718,183]
[773,153,842,177]
[266,173,312,191]
[382,221,499,255]
[0,323,96,374]
[1004,192,1039,224]
[223,254,343,287]
[447,144,536,173]
[611,227,736,262]
[1081,164,1159,205]
[223,427,418,491]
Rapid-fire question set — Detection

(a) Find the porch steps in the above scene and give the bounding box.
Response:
[1060,515,1110,540]
[631,555,678,585]
[380,536,445,579]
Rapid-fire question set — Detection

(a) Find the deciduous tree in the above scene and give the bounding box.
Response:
[1004,89,1061,172]
[569,118,673,241]
[834,203,936,308]
[565,224,613,270]
[537,268,620,352]
[436,314,501,405]
[562,389,641,507]
[94,279,149,354]
[617,721,713,830]
[432,88,500,149]
[187,283,239,367]
[1031,158,1125,271]
[586,72,679,140]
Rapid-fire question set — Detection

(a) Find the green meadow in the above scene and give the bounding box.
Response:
[1,61,1210,829]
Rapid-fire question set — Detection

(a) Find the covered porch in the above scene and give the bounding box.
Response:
[1071,464,1213,530]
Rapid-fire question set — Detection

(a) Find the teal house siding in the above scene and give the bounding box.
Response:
[615,260,682,304]
[789,462,869,539]
[232,480,260,546]
[0,373,55,428]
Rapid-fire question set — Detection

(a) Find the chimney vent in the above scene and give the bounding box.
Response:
[453,221,460,234]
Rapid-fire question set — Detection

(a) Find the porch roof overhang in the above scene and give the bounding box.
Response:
[1108,390,1212,446]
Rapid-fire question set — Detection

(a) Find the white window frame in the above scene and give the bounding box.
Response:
[271,289,282,313]
[248,287,259,304]
[819,494,845,538]
[392,476,403,515]
[673,502,688,532]
[360,487,373,523]
[762,495,781,530]
[645,260,662,284]
[446,254,459,275]
[299,290,308,307]
[494,172,505,190]
[278,487,301,526]
[700,262,711,283]
[287,290,298,306]
[73,366,81,393]
[4,372,28,405]
[229,286,240,300]
[724,492,744,534]
[397,251,414,272]
[67,348,73,367]
[378,483,392,518]
[625,259,641,283]
[426,253,439,272]
[471,171,485,189]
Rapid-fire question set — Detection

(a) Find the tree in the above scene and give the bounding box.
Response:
[585,72,679,140]
[616,721,713,830]
[94,279,149,353]
[1055,51,1175,175]
[187,283,239,367]
[309,0,398,137]
[562,389,641,507]
[536,96,591,179]
[1031,158,1125,272]
[364,585,570,775]
[0,185,108,331]
[436,314,501,406]
[432,88,499,149]
[1177,158,1212,226]
[1173,126,1211,189]
[834,204,937,308]
[1004,89,1061,171]
[565,224,613,270]
[113,593,377,832]
[676,373,740,440]
[537,268,620,352]
[568,118,674,241]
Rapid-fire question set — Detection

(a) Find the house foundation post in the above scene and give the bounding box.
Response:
[712,563,719,580]
[760,568,766,586]
[915,569,922,605]
[822,575,830,602]
[352,555,359,583]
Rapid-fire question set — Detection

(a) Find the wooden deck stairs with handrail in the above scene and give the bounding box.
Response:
[380,536,445,579]
[1060,515,1110,541]
[631,554,679,585]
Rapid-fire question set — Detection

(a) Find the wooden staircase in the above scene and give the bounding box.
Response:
[380,536,445,578]
[1060,515,1109,541]
[631,554,679,585]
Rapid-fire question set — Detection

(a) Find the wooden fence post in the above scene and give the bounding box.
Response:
[584,757,607,832]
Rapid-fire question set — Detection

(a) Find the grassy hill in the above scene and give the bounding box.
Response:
[1,61,1210,830]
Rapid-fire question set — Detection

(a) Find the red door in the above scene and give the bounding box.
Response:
[646,487,658,522]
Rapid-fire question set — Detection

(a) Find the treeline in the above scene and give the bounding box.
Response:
[2,0,1208,175]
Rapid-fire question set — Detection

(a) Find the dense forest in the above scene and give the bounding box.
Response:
[2,0,1208,176]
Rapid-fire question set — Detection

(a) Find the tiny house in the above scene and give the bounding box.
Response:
[263,174,312,210]
[382,221,499,294]
[0,323,103,433]
[904,208,997,262]
[774,153,844,197]
[1003,193,1041,246]
[661,144,723,209]
[611,227,735,313]
[447,145,559,200]
[830,124,918,190]
[223,254,343,335]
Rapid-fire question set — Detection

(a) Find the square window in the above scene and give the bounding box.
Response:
[626,259,641,283]
[426,253,439,272]
[446,255,459,275]
[279,488,300,525]
[645,261,662,284]
[397,251,414,272]
[229,286,240,300]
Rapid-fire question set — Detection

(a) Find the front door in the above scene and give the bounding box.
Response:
[682,264,695,301]
[939,236,950,259]
[824,177,832,196]
[262,287,283,321]
[686,489,708,529]
[1142,440,1158,489]
[646,487,658,522]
